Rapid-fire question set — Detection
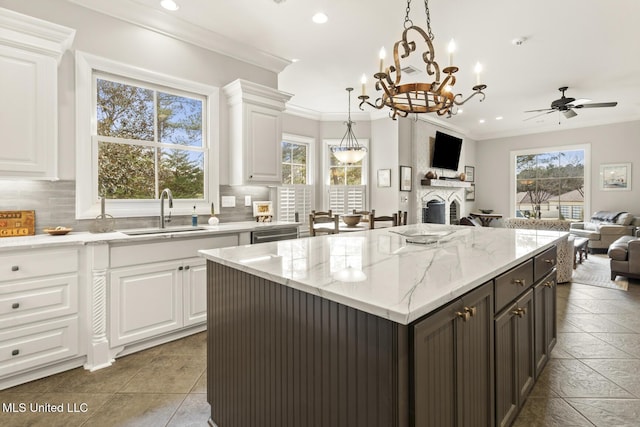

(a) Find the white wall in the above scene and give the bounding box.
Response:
[1,0,277,183]
[370,118,399,214]
[476,120,640,218]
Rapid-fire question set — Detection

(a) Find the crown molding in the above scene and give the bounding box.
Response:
[67,0,290,73]
[0,7,75,62]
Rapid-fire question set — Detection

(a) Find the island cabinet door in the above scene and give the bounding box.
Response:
[495,289,534,427]
[413,281,494,427]
[533,271,557,378]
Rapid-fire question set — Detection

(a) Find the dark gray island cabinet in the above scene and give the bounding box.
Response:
[201,225,562,427]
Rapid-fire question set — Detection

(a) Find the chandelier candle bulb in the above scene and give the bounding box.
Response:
[474,62,482,86]
[379,47,386,73]
[447,39,456,66]
[361,74,367,96]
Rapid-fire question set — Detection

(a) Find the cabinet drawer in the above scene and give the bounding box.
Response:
[110,235,239,268]
[0,275,78,329]
[0,248,78,281]
[495,260,533,312]
[534,246,557,282]
[0,316,78,377]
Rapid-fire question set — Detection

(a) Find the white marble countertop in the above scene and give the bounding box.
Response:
[199,223,567,325]
[0,221,300,251]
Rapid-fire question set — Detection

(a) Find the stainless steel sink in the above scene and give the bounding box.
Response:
[120,226,207,236]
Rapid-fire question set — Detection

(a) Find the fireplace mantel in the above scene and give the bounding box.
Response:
[420,178,471,188]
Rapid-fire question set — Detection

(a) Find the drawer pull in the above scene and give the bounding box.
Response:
[544,280,554,288]
[511,307,527,318]
[464,306,477,317]
[11,265,19,272]
[12,302,19,309]
[456,310,471,322]
[512,279,526,287]
[184,265,190,270]
[11,349,19,356]
[544,259,555,265]
[178,266,184,271]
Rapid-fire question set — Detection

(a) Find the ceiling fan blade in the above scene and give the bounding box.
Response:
[577,102,618,108]
[523,110,555,121]
[524,108,553,113]
[563,109,578,119]
[567,98,591,107]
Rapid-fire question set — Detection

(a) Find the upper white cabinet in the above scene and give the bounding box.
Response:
[223,79,292,185]
[0,8,75,179]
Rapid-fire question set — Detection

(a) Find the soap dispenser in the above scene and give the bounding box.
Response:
[192,206,198,226]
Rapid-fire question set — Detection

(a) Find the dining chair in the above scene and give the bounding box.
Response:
[309,212,339,236]
[397,210,408,226]
[353,209,372,223]
[369,211,398,229]
[312,209,332,217]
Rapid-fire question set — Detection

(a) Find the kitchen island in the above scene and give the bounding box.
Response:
[200,224,567,427]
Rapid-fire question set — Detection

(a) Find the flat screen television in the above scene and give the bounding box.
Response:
[431,131,463,170]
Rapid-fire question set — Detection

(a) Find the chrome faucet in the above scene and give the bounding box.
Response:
[159,188,173,228]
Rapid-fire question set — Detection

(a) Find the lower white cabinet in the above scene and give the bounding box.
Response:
[109,257,205,347]
[0,247,80,384]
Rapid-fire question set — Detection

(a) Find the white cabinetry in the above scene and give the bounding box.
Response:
[0,8,75,179]
[108,234,238,350]
[223,79,292,185]
[0,247,80,382]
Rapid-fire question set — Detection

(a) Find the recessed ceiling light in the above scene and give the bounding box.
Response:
[160,0,179,11]
[495,116,503,120]
[511,37,526,46]
[312,12,328,24]
[479,119,485,124]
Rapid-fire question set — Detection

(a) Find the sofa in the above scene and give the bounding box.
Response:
[570,211,639,250]
[608,235,640,280]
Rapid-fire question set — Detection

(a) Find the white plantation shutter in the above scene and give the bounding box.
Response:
[328,185,365,215]
[277,185,312,224]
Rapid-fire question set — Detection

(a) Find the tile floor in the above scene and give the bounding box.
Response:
[2,280,640,426]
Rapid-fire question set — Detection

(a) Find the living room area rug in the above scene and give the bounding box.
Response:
[571,254,629,291]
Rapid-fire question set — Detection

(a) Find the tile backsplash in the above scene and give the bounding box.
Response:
[0,180,271,234]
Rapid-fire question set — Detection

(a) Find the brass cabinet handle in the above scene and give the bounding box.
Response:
[544,280,554,288]
[11,265,19,272]
[456,310,471,322]
[464,306,477,317]
[544,259,555,265]
[513,279,526,286]
[511,307,527,318]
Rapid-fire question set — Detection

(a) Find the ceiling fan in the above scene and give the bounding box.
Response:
[524,86,617,121]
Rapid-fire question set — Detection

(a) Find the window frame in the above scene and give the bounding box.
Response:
[509,144,590,219]
[75,51,220,219]
[277,134,314,223]
[322,138,369,210]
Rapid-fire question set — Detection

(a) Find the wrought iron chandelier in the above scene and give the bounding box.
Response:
[331,88,367,164]
[358,0,487,120]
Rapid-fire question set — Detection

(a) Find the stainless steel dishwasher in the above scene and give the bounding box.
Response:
[250,226,299,244]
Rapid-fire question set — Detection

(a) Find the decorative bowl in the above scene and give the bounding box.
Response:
[479,209,493,214]
[342,214,362,227]
[43,226,72,235]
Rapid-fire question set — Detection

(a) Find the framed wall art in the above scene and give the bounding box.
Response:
[377,169,391,187]
[600,163,631,191]
[400,166,412,192]
[464,165,475,182]
[465,184,476,201]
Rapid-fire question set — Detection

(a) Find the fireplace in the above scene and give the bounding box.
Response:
[422,199,445,224]
[418,187,464,225]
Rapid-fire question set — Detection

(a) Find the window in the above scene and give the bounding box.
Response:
[277,134,313,223]
[96,76,205,199]
[324,139,368,215]
[511,145,590,220]
[75,52,219,219]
